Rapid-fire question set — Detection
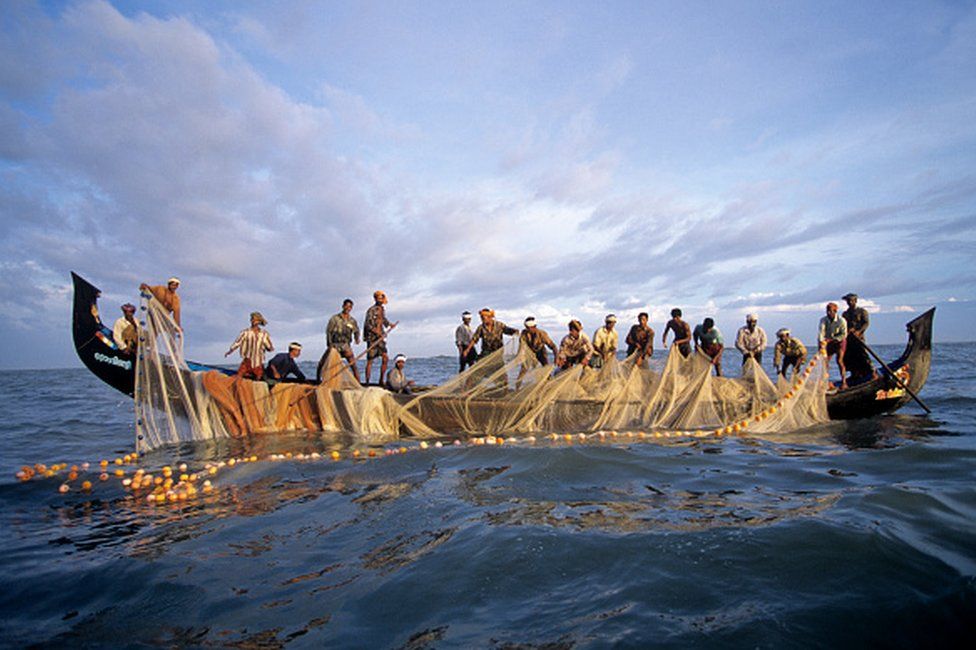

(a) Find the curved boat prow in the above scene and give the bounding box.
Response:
[825,307,934,419]
[71,271,136,396]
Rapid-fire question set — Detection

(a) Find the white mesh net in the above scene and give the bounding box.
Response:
[134,300,830,452]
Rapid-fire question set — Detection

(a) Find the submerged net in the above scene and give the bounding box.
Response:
[134,297,830,452]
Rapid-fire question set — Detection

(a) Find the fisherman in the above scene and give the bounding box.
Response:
[556,319,593,369]
[842,293,876,383]
[463,308,518,360]
[266,342,307,383]
[735,313,767,366]
[625,312,654,366]
[693,317,724,376]
[520,317,558,365]
[455,311,477,372]
[139,277,181,328]
[386,354,415,395]
[320,298,360,383]
[592,314,619,367]
[112,303,139,354]
[363,291,394,385]
[662,308,692,358]
[818,302,848,389]
[225,312,273,379]
[773,329,807,379]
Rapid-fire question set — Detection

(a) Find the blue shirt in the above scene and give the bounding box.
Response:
[266,352,306,381]
[693,324,724,347]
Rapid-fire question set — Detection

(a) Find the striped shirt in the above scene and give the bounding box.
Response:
[228,328,273,367]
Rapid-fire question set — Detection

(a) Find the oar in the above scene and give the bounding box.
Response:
[859,339,931,413]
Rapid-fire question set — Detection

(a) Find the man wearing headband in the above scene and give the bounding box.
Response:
[735,313,767,367]
[455,311,477,372]
[773,329,807,379]
[841,293,876,383]
[139,277,182,328]
[592,314,619,368]
[363,291,394,385]
[321,298,361,382]
[519,317,558,365]
[266,342,306,383]
[464,308,518,360]
[386,354,415,394]
[693,317,724,376]
[818,302,848,389]
[225,311,273,380]
[556,319,593,369]
[625,312,654,367]
[112,303,139,354]
[662,308,692,358]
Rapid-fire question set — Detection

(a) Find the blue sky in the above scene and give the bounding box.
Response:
[1,0,974,369]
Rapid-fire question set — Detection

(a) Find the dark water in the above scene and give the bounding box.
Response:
[1,344,974,648]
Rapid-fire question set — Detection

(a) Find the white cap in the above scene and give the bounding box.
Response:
[524,317,537,327]
[394,354,407,363]
[167,277,181,285]
[288,342,302,351]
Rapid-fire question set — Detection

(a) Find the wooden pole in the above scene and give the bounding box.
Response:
[860,339,931,414]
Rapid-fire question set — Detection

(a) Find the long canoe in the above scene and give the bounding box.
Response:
[71,272,933,420]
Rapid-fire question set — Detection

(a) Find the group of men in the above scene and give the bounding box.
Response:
[449,293,876,388]
[113,278,876,393]
[112,280,415,394]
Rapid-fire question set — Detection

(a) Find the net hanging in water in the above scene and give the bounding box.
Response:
[134,297,830,452]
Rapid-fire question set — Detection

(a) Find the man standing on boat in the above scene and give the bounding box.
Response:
[662,308,692,358]
[321,298,361,383]
[112,303,139,354]
[735,313,767,366]
[363,291,393,385]
[773,328,807,379]
[266,342,306,383]
[464,308,518,360]
[626,312,654,366]
[841,293,877,383]
[818,302,848,389]
[693,317,724,376]
[225,312,273,380]
[455,311,477,372]
[139,277,181,329]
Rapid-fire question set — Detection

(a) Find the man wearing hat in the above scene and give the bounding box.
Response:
[773,328,807,379]
[112,303,139,354]
[818,302,848,389]
[225,311,273,379]
[363,291,395,385]
[735,313,767,367]
[266,342,307,383]
[592,314,619,368]
[139,277,181,328]
[519,317,558,366]
[386,354,415,394]
[842,293,876,382]
[455,311,477,373]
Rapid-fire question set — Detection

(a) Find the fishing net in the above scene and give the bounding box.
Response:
[134,296,830,452]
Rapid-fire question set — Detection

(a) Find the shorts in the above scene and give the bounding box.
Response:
[237,359,264,380]
[825,338,846,357]
[366,339,387,360]
[702,343,722,359]
[329,342,354,357]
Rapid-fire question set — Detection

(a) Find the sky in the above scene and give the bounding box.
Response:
[1,0,975,370]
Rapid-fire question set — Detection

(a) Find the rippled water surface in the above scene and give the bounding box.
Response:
[1,344,975,648]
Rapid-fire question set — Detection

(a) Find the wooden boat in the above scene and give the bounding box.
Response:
[71,271,934,420]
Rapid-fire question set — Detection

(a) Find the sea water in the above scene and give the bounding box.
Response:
[0,344,974,647]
